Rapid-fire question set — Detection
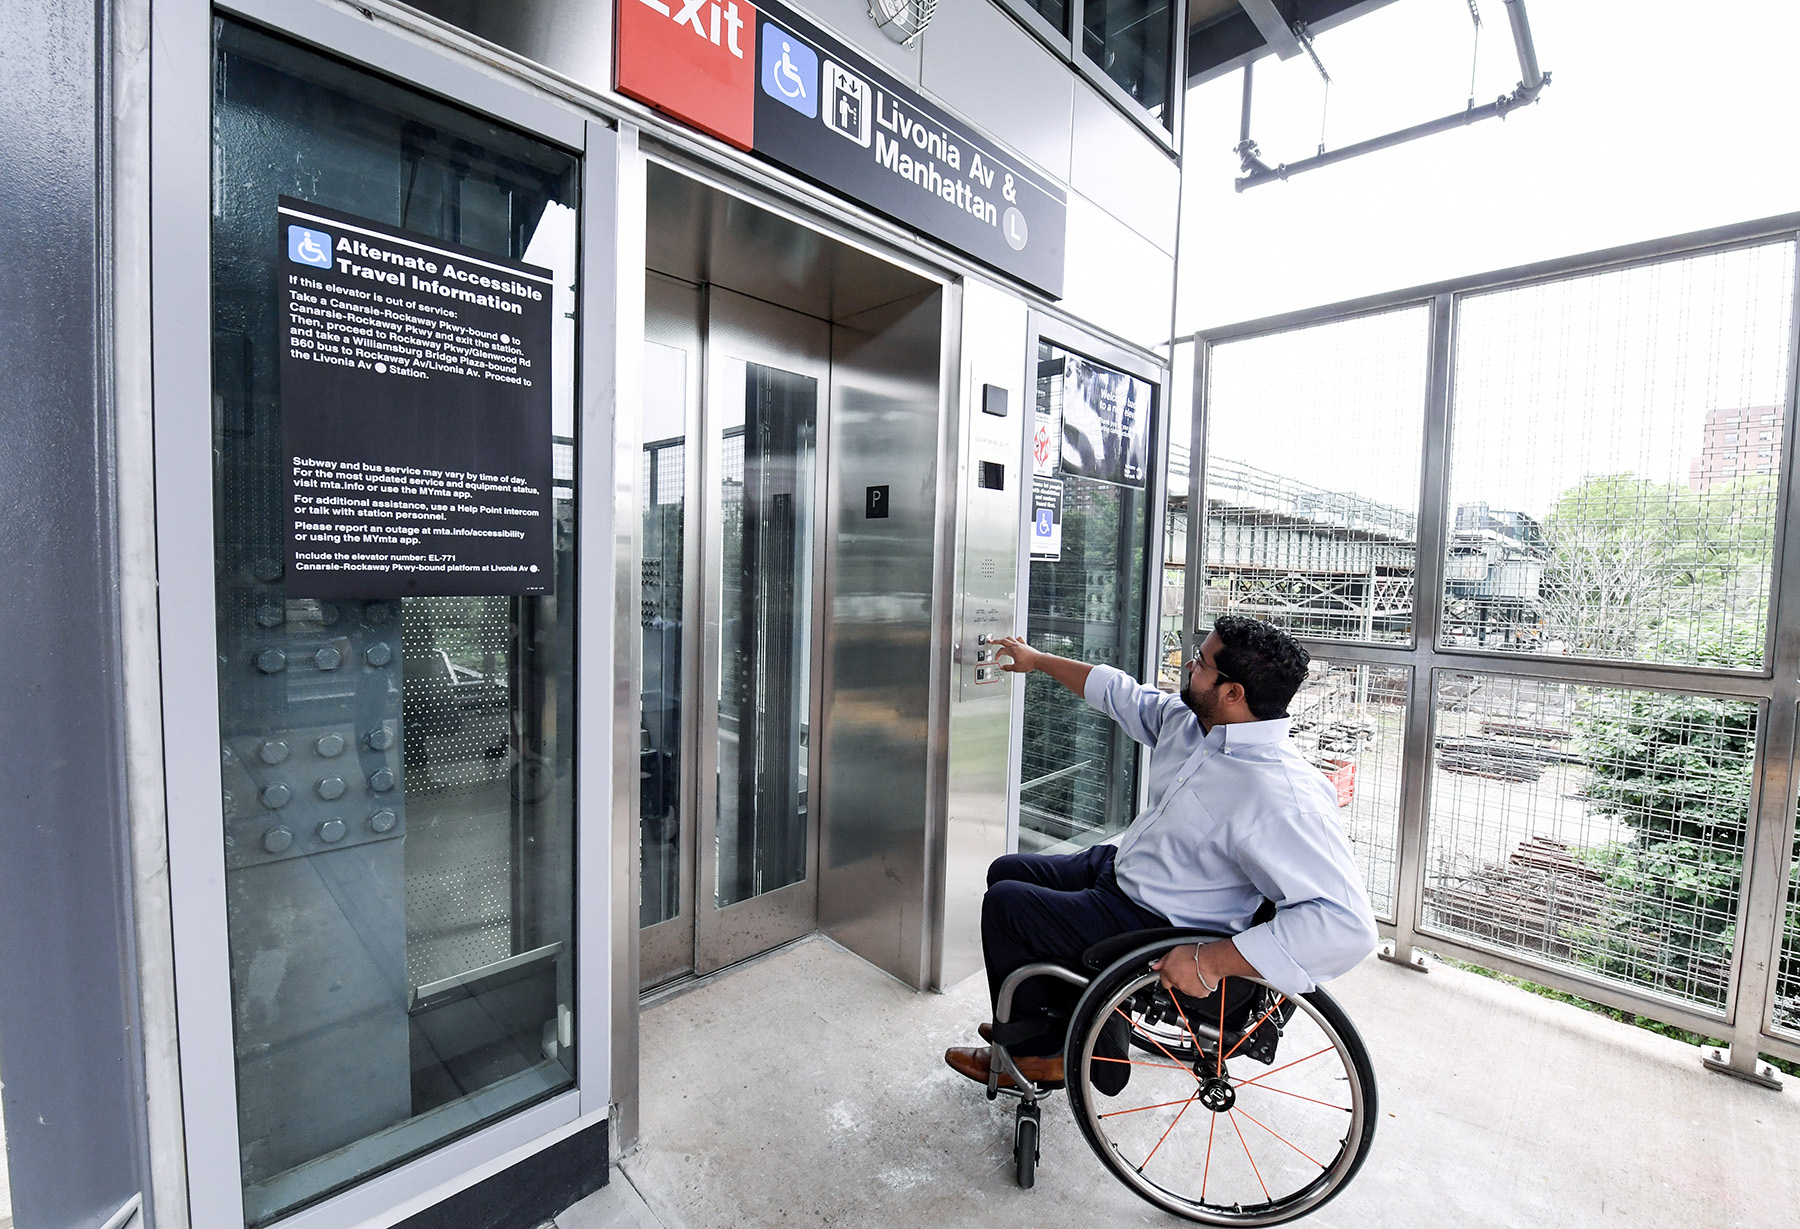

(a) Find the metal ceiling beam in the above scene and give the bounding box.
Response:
[1237,0,1303,60]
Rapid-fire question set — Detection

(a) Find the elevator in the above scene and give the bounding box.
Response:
[635,162,956,989]
[628,160,1169,997]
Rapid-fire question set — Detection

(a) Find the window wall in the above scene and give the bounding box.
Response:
[993,0,1182,139]
[1193,223,1800,1076]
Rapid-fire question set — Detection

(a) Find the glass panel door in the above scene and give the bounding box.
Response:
[211,21,579,1222]
[695,289,829,974]
[1019,341,1156,852]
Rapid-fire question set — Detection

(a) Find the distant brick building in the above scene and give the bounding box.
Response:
[1689,406,1782,492]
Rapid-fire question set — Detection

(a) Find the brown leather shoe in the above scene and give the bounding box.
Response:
[978,1021,993,1042]
[943,1046,1064,1089]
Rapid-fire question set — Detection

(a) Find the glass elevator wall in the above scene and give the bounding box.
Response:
[1019,342,1153,851]
[211,20,579,1222]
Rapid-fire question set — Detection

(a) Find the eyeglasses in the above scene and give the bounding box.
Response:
[1187,650,1234,686]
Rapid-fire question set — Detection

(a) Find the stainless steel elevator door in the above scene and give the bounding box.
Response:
[639,280,831,987]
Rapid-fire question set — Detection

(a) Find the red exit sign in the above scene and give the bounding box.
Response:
[616,0,757,151]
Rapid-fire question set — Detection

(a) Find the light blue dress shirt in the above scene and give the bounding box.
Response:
[1084,665,1379,997]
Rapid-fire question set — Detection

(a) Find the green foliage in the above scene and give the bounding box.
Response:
[1537,473,1775,660]
[1555,489,1767,1004]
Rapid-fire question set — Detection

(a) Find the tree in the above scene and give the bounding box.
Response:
[1574,625,1761,1004]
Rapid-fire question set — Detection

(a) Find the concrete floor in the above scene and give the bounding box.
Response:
[562,936,1800,1229]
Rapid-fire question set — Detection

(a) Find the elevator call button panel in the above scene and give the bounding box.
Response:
[958,417,1022,694]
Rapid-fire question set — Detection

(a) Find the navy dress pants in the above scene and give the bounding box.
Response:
[981,844,1169,1057]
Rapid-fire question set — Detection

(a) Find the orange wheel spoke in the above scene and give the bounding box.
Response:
[1090,1054,1200,1074]
[1237,1081,1352,1112]
[1114,1005,1201,1082]
[1236,1104,1330,1170]
[1228,1110,1271,1203]
[1232,1045,1336,1091]
[1224,995,1288,1063]
[1202,1112,1218,1202]
[1099,1096,1203,1120]
[1217,977,1229,1078]
[1139,1092,1198,1171]
[1166,982,1210,1069]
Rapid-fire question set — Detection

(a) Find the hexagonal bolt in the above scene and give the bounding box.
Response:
[368,768,395,792]
[315,733,346,757]
[317,818,347,843]
[260,782,292,809]
[365,642,394,667]
[314,646,343,671]
[255,648,287,674]
[368,808,398,834]
[252,558,284,582]
[364,602,393,625]
[259,740,290,765]
[262,826,294,854]
[318,603,341,626]
[316,776,347,801]
[254,605,284,628]
[367,726,395,751]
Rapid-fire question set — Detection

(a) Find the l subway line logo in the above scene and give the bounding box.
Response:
[617,0,757,149]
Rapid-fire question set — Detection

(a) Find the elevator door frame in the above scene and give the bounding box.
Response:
[1009,312,1172,852]
[639,278,834,984]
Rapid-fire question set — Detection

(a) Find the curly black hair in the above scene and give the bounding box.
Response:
[1211,614,1310,720]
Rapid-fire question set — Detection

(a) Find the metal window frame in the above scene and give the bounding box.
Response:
[150,2,614,1224]
[989,0,1186,154]
[1183,212,1800,1080]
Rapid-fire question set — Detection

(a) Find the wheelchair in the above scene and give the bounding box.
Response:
[982,928,1377,1225]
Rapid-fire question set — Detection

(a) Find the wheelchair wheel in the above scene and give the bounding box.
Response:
[1065,948,1376,1225]
[1014,1104,1039,1189]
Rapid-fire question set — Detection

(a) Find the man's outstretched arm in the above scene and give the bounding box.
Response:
[992,636,1092,695]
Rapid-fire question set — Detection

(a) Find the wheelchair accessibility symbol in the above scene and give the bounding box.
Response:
[287,224,333,269]
[1035,509,1054,536]
[760,25,818,119]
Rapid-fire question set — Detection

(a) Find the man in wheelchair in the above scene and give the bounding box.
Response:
[945,614,1379,1090]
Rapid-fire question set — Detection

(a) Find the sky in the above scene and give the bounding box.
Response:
[1176,0,1800,333]
[1175,0,1800,518]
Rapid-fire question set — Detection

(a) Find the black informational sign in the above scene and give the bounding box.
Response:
[1060,353,1153,489]
[277,198,555,598]
[750,0,1067,298]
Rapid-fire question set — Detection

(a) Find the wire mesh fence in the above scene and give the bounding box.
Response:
[1774,812,1800,1036]
[1190,224,1800,1063]
[1202,306,1428,646]
[1445,241,1795,667]
[1423,672,1755,1010]
[1290,658,1409,920]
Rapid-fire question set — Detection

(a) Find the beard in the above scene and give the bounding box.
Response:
[1181,676,1220,728]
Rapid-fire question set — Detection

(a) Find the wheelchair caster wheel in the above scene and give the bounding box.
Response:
[1013,1103,1040,1189]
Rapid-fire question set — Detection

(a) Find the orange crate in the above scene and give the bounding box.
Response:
[1320,759,1356,807]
